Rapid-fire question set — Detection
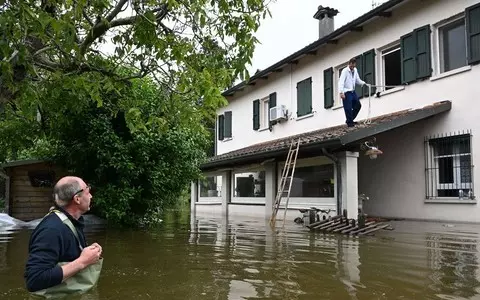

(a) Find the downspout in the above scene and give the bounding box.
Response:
[322,148,342,215]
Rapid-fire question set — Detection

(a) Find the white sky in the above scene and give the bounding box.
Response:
[247,0,388,73]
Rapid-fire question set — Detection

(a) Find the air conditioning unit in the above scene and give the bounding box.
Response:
[269,105,287,122]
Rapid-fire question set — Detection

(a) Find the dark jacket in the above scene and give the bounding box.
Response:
[24,205,87,292]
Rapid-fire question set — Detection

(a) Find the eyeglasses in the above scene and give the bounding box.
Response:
[73,185,91,198]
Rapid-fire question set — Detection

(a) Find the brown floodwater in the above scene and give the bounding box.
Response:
[2,210,480,299]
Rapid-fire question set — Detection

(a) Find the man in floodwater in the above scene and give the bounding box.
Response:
[24,176,103,297]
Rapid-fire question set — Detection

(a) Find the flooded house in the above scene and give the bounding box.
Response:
[191,0,480,224]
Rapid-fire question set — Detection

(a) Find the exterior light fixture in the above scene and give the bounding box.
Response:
[360,138,383,159]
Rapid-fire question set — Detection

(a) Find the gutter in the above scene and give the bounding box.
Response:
[322,148,342,216]
[201,138,342,171]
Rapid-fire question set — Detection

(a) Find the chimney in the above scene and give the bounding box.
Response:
[313,6,339,39]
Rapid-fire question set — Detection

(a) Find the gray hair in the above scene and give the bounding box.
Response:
[53,178,82,207]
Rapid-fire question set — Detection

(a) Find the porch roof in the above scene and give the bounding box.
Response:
[201,101,452,171]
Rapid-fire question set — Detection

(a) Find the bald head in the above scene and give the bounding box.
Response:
[53,176,83,207]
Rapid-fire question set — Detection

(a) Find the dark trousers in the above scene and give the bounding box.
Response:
[342,91,361,126]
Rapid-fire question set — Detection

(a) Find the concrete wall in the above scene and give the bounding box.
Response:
[216,0,480,156]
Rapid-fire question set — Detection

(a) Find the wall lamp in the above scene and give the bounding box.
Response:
[360,138,383,159]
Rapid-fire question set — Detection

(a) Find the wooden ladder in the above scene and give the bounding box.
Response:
[270,138,301,226]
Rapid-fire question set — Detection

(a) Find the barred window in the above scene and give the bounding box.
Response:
[425,131,474,200]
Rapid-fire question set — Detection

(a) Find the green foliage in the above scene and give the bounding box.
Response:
[0,0,272,124]
[0,0,273,225]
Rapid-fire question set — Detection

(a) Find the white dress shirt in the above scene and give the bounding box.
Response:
[338,66,366,94]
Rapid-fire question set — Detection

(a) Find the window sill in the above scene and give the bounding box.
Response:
[332,104,343,110]
[296,113,314,121]
[221,137,233,142]
[430,65,472,82]
[196,201,222,205]
[425,199,476,204]
[379,86,405,96]
[258,127,269,132]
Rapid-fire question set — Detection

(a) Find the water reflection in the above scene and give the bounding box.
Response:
[1,211,480,299]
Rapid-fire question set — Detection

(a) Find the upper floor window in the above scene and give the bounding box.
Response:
[253,92,276,131]
[380,44,402,90]
[434,3,480,74]
[218,111,232,141]
[439,18,467,73]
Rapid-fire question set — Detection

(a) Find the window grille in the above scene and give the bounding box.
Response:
[424,131,474,200]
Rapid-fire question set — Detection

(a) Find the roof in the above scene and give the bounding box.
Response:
[223,0,408,97]
[201,101,452,170]
[0,159,49,169]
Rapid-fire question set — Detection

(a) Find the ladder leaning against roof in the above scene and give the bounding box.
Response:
[269,138,301,227]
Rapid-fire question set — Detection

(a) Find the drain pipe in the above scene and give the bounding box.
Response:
[322,148,342,215]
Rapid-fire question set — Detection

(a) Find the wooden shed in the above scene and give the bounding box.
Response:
[0,159,69,221]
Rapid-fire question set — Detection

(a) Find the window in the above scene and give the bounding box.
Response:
[439,18,468,73]
[381,45,402,90]
[218,111,232,140]
[198,175,222,198]
[435,4,480,73]
[233,171,265,197]
[261,98,269,128]
[425,132,474,200]
[253,92,276,130]
[289,164,334,198]
[296,78,312,117]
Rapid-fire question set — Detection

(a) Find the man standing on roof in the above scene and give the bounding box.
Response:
[338,57,371,127]
[24,176,103,297]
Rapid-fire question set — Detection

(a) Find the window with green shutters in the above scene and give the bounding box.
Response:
[296,77,312,117]
[400,24,432,84]
[217,111,232,140]
[466,3,480,65]
[323,68,333,109]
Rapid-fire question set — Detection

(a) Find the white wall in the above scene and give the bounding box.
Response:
[358,103,480,222]
[216,0,479,155]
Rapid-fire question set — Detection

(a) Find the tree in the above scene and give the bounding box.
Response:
[0,0,272,122]
[0,73,211,226]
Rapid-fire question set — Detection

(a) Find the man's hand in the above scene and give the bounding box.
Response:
[340,92,345,100]
[61,243,103,282]
[78,244,102,266]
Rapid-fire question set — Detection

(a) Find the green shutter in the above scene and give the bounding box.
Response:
[224,111,232,138]
[354,54,364,98]
[268,92,277,109]
[218,115,224,140]
[362,49,376,97]
[253,99,260,130]
[323,67,333,109]
[296,78,312,117]
[401,32,416,84]
[466,3,480,65]
[268,92,277,127]
[414,25,431,79]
